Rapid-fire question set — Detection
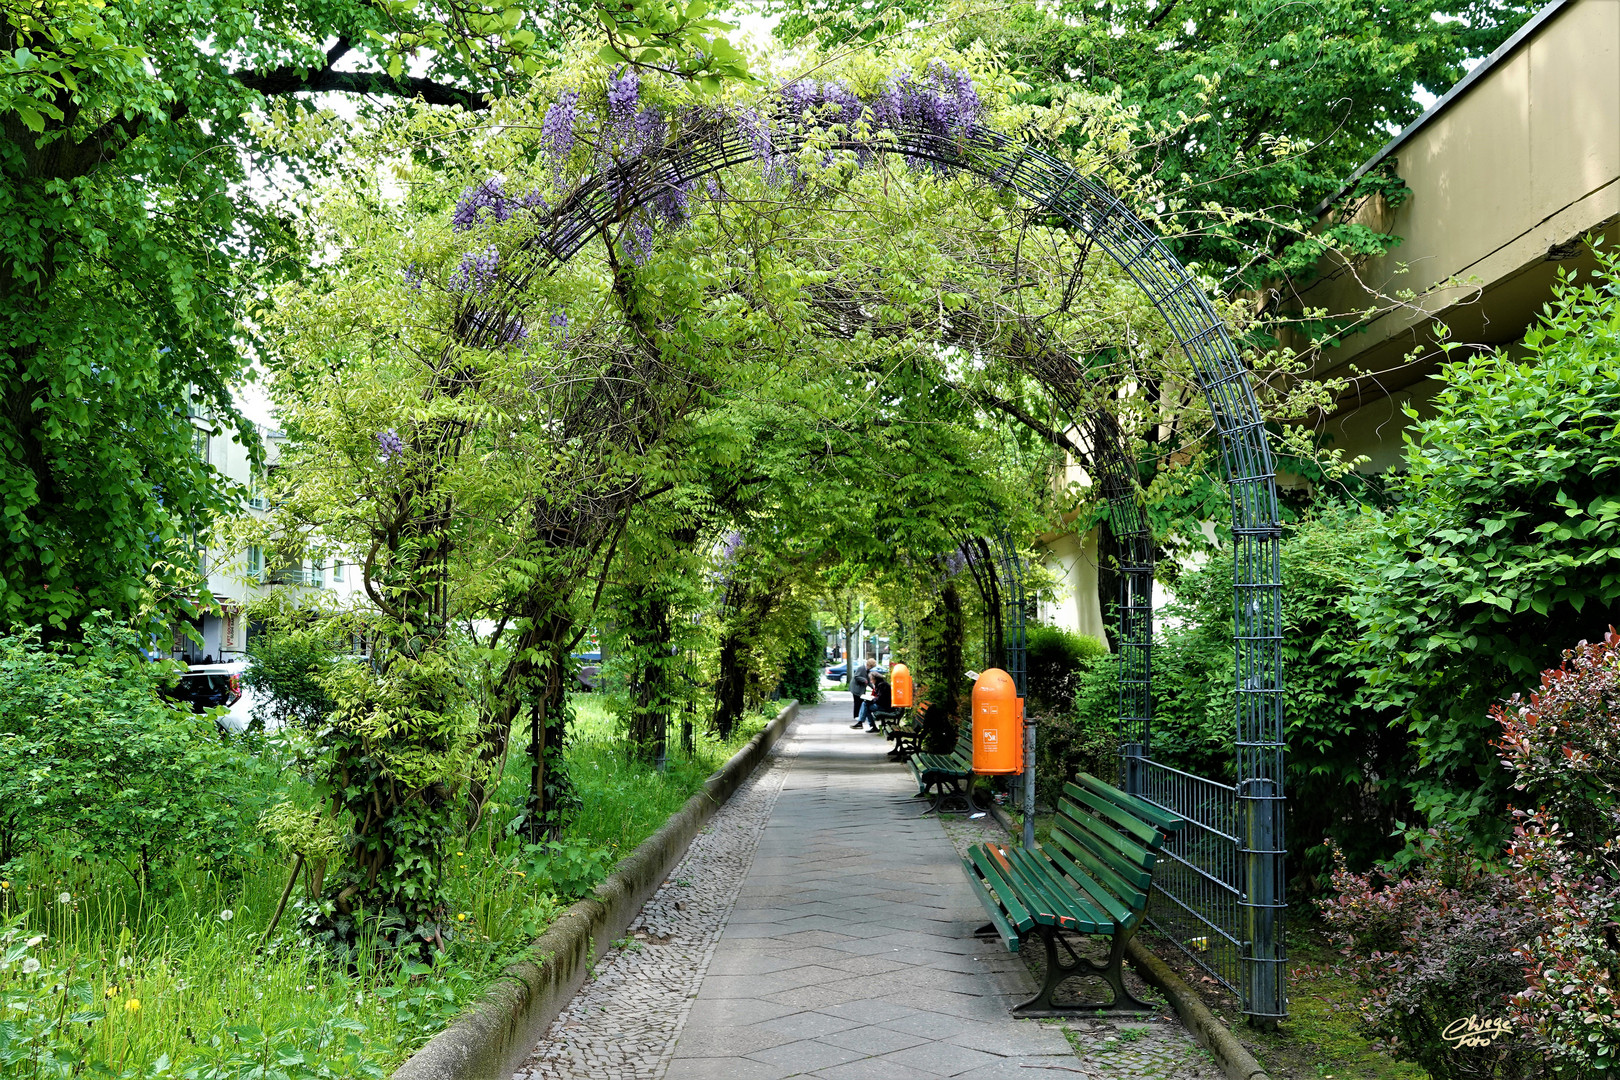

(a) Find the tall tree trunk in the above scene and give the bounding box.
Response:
[627,586,672,764]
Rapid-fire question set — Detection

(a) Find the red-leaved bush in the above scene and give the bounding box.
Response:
[1319,631,1620,1078]
[1319,833,1544,1080]
[1495,630,1620,1074]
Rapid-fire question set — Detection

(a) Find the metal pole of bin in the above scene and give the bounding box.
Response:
[1023,704,1036,850]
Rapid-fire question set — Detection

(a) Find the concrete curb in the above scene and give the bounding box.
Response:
[391,700,801,1080]
[980,800,1272,1080]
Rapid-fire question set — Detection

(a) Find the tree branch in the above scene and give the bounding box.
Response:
[231,65,489,111]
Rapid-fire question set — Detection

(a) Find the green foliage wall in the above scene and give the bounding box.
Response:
[1354,250,1620,850]
[778,621,826,707]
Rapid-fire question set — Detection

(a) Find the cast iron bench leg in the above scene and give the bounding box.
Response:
[1013,923,1154,1016]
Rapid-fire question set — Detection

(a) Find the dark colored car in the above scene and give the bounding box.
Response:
[573,651,601,692]
[825,662,847,680]
[161,664,243,713]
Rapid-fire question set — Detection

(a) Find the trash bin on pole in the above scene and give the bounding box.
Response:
[971,668,1022,775]
[890,663,914,708]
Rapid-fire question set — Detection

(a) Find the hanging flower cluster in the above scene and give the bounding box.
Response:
[451,178,548,233]
[448,246,501,295]
[429,62,988,326]
[873,61,984,142]
[377,429,405,461]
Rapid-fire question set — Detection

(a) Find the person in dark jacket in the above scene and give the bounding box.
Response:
[859,672,892,732]
[849,657,876,727]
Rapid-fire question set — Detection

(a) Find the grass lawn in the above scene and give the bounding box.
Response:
[0,696,777,1077]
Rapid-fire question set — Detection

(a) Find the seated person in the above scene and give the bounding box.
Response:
[858,672,891,731]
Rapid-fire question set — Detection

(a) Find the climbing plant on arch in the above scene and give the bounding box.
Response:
[503,69,1285,1021]
[267,53,1287,1016]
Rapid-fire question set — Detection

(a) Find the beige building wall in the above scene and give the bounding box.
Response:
[1289,0,1620,467]
[1035,527,1109,645]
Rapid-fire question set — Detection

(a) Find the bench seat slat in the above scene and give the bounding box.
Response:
[1038,838,1141,928]
[1001,845,1107,933]
[997,845,1090,931]
[983,845,1078,929]
[961,854,1025,951]
[970,845,1039,931]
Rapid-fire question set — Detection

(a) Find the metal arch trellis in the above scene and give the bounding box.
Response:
[461,110,1287,1021]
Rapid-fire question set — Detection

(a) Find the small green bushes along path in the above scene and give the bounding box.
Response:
[0,691,773,1078]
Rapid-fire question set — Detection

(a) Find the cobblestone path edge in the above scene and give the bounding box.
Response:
[391,701,802,1080]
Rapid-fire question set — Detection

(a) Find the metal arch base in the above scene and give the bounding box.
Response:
[464,112,1287,1022]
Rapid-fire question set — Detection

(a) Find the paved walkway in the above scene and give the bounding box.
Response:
[517,696,1222,1080]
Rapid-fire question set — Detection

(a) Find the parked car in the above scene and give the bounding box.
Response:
[573,651,601,692]
[824,662,886,681]
[160,663,243,715]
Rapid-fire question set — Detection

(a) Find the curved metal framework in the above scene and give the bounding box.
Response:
[471,112,1286,1020]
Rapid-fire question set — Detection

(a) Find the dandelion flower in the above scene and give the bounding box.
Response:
[125,997,140,1012]
[21,957,40,974]
[105,986,120,998]
[218,909,233,923]
[0,880,9,889]
[25,936,42,948]
[57,892,71,905]
[457,913,467,922]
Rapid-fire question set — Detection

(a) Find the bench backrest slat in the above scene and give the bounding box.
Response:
[1049,813,1153,897]
[1071,772,1186,835]
[1038,840,1139,925]
[1056,803,1157,870]
[1061,782,1163,848]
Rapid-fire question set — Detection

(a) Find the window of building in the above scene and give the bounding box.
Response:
[311,562,324,588]
[247,470,267,511]
[247,546,264,580]
[332,561,344,582]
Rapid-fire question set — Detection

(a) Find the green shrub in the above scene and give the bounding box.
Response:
[1320,833,1546,1080]
[244,626,340,731]
[777,620,824,706]
[1354,246,1620,850]
[1023,623,1106,714]
[1496,632,1620,1072]
[0,616,266,879]
[1070,508,1411,890]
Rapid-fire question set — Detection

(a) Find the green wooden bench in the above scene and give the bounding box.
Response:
[960,772,1184,1015]
[907,722,975,813]
[876,707,919,761]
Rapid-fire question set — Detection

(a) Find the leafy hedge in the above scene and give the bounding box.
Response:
[1353,248,1620,849]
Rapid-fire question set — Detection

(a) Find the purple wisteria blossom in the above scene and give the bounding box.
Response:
[873,61,983,142]
[543,90,580,167]
[451,177,548,232]
[401,264,424,292]
[377,429,405,461]
[649,179,694,227]
[622,218,655,265]
[448,246,500,295]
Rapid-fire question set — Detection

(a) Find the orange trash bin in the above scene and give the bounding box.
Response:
[890,663,914,707]
[971,668,1023,774]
